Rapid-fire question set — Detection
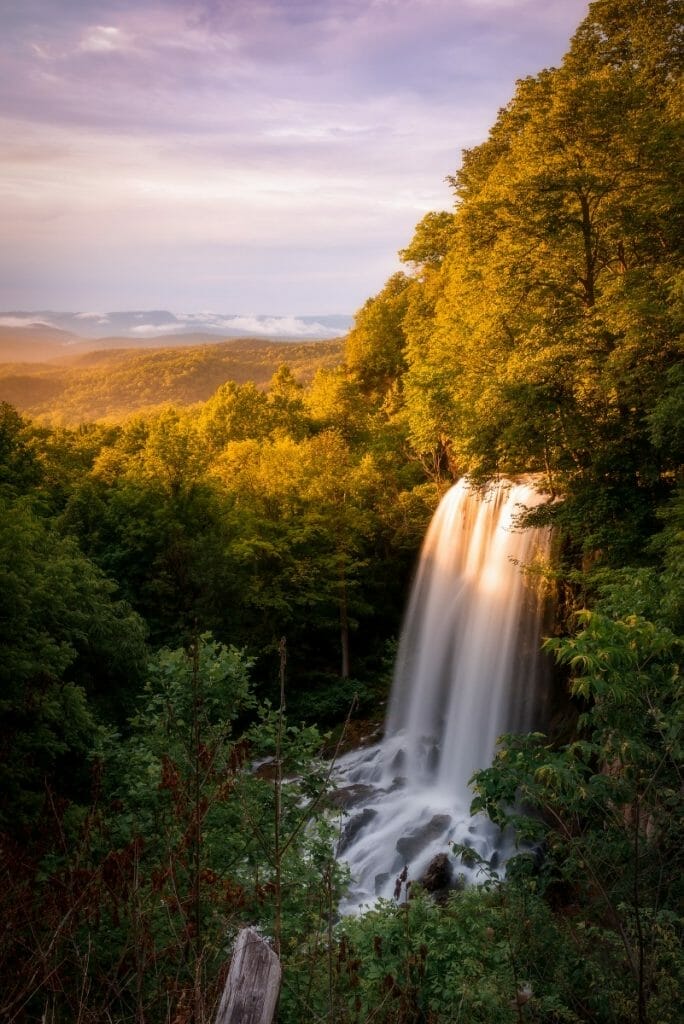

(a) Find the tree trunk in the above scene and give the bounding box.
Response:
[215,928,281,1024]
[339,574,350,679]
[578,190,596,307]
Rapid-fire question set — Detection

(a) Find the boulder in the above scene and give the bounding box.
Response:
[419,852,452,893]
[328,783,376,809]
[395,814,452,862]
[418,853,465,904]
[337,807,378,854]
[374,871,390,894]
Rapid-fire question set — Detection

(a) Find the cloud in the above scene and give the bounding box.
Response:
[0,315,56,328]
[130,322,187,336]
[78,26,133,54]
[74,311,109,320]
[206,315,343,338]
[120,315,342,338]
[0,0,590,313]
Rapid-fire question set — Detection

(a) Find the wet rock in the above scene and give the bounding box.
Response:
[425,743,440,775]
[418,854,467,904]
[395,814,452,862]
[329,784,376,809]
[419,853,452,892]
[337,807,378,855]
[374,872,390,894]
[389,748,406,774]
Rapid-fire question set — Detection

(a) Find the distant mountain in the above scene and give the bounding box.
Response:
[0,324,79,362]
[0,311,351,421]
[0,337,344,424]
[0,310,352,343]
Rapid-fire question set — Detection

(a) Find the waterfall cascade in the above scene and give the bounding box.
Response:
[336,478,552,910]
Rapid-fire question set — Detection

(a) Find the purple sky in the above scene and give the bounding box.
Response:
[1,0,589,316]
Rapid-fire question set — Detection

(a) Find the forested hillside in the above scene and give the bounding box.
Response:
[0,337,343,423]
[1,1,681,1022]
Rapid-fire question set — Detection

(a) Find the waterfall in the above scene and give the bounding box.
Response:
[336,478,551,910]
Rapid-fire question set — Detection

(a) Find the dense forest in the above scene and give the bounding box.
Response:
[1,1,681,1021]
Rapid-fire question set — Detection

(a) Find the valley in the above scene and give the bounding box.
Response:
[0,333,343,423]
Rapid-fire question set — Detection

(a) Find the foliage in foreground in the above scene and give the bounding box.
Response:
[307,560,681,1024]
[4,557,680,1024]
[468,564,683,1024]
[0,637,347,1024]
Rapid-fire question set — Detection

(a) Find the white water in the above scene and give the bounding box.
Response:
[336,479,551,911]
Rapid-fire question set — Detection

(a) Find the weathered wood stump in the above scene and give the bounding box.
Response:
[215,927,281,1024]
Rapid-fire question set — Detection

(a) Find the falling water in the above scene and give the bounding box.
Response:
[336,478,552,910]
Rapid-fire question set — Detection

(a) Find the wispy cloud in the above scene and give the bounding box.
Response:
[199,315,343,338]
[130,323,187,336]
[0,315,56,328]
[0,0,589,313]
[74,311,110,322]
[79,26,134,54]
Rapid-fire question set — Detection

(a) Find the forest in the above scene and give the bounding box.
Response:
[0,0,681,1021]
[0,336,343,424]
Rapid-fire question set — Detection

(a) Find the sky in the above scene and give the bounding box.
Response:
[1,0,590,317]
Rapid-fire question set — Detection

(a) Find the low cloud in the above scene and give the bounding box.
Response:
[130,322,187,336]
[123,315,341,338]
[0,315,56,328]
[211,315,342,338]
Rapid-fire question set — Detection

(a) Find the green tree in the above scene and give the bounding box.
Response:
[0,402,42,497]
[345,272,414,398]
[0,636,344,1024]
[472,565,683,1024]
[399,210,455,272]
[0,497,146,827]
[306,365,369,441]
[136,406,209,497]
[199,379,272,450]
[398,0,681,559]
[266,363,309,439]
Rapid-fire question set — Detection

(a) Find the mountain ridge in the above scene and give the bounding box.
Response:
[0,336,344,424]
[0,309,352,345]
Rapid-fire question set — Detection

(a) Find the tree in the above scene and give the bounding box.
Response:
[0,636,345,1024]
[345,272,414,398]
[136,407,210,498]
[471,562,683,1024]
[266,364,309,439]
[0,497,146,827]
[397,0,681,560]
[199,380,272,450]
[306,365,368,441]
[0,402,41,497]
[210,430,379,685]
[399,210,455,272]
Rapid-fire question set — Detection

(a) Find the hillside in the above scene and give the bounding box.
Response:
[0,337,343,424]
[0,325,80,362]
